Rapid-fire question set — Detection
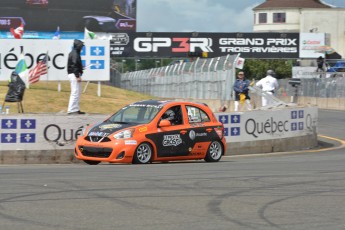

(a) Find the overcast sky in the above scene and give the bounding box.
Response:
[137,0,345,33]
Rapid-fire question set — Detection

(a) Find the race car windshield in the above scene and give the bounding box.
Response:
[107,105,162,124]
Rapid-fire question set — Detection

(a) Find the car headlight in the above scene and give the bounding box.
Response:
[114,129,134,140]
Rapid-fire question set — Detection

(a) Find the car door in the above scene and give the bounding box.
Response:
[183,105,223,153]
[146,105,191,158]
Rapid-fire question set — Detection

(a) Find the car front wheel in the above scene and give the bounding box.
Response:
[133,142,153,164]
[204,141,223,162]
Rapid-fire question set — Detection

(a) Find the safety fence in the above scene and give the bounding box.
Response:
[116,55,239,101]
[109,57,345,110]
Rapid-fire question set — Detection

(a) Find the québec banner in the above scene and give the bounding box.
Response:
[0,39,110,81]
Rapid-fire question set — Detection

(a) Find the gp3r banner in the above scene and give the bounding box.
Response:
[109,32,300,59]
[0,39,110,81]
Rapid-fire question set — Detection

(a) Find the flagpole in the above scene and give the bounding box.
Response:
[82,64,94,93]
[97,81,101,97]
[45,51,49,112]
[83,81,89,93]
[53,26,61,92]
[26,75,30,89]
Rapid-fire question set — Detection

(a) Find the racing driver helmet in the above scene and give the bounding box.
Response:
[163,109,176,122]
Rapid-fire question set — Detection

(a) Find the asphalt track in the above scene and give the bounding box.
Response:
[0,109,344,230]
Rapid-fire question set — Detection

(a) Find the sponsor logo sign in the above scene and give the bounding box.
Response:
[162,134,182,147]
[110,32,300,59]
[116,19,136,30]
[217,107,317,142]
[125,140,137,145]
[0,40,110,81]
[299,33,325,58]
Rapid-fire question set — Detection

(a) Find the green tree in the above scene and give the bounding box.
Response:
[242,59,293,80]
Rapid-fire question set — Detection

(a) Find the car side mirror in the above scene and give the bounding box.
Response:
[159,119,171,127]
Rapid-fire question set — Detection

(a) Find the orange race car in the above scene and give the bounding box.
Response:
[74,100,226,164]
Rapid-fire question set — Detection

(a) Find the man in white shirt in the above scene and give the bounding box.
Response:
[255,70,279,107]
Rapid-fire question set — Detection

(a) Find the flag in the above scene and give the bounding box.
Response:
[235,57,245,69]
[15,53,28,77]
[28,54,48,84]
[52,26,60,39]
[315,45,336,55]
[10,24,24,39]
[84,27,97,39]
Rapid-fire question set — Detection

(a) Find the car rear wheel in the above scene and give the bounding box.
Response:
[133,142,153,164]
[204,141,223,162]
[83,160,101,165]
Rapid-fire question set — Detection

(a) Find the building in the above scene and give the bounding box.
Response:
[253,0,345,58]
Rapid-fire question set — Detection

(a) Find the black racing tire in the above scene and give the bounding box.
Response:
[132,142,153,164]
[204,141,223,162]
[83,160,101,165]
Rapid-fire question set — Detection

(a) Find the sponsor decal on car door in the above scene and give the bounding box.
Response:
[146,127,190,157]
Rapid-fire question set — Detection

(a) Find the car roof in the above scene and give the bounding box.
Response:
[131,100,208,108]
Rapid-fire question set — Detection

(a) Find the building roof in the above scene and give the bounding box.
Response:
[253,0,332,10]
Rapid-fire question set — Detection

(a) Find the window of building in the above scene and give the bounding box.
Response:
[273,13,286,23]
[258,13,267,24]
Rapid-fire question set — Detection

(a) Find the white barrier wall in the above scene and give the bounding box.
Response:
[0,106,317,151]
[218,106,318,142]
[0,114,106,151]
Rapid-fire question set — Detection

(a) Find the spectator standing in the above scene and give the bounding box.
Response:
[233,71,252,111]
[67,39,85,115]
[316,56,325,72]
[256,70,279,107]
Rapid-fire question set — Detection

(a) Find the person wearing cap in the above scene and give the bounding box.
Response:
[255,69,279,107]
[67,39,85,115]
[233,71,252,111]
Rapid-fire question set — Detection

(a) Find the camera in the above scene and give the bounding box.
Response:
[288,78,301,87]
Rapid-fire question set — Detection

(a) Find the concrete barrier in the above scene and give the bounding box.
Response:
[0,105,318,164]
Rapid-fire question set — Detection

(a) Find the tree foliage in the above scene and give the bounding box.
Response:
[242,59,293,80]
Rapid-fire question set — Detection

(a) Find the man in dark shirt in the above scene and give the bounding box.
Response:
[67,39,85,115]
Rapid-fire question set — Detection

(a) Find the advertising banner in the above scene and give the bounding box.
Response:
[299,33,325,58]
[218,107,318,142]
[0,39,110,81]
[109,32,300,59]
[0,107,317,151]
[0,0,136,32]
[0,114,106,151]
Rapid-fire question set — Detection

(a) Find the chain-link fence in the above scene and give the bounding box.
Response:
[109,57,345,111]
[109,55,239,102]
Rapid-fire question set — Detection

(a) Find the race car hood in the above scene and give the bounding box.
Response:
[87,122,137,137]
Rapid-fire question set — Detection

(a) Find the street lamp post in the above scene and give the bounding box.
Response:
[155,60,160,68]
[135,59,140,71]
[121,59,126,73]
